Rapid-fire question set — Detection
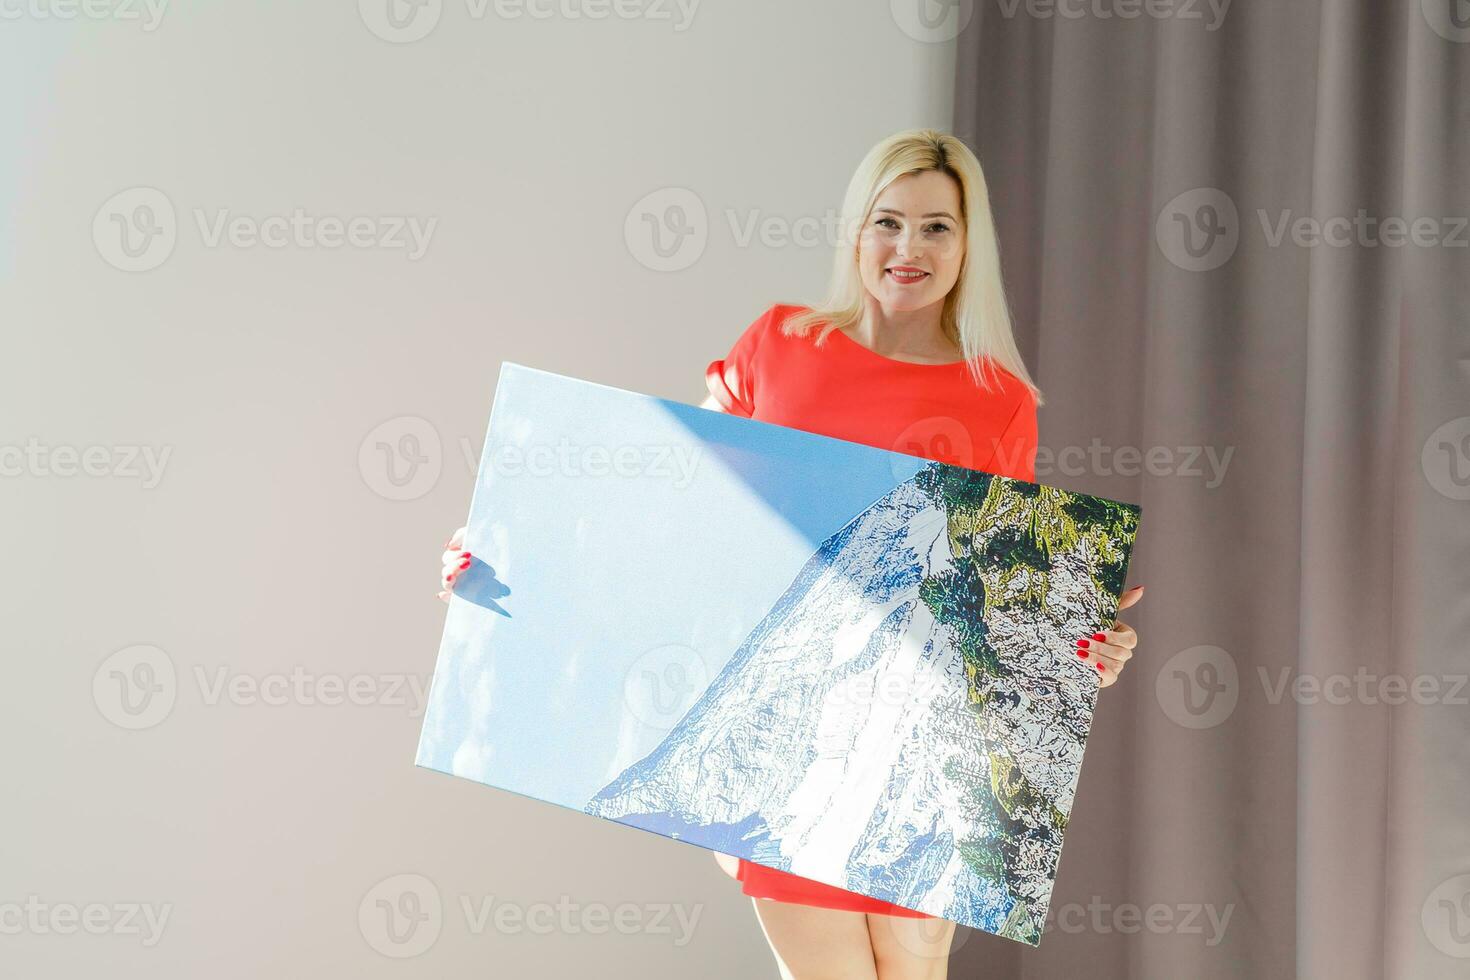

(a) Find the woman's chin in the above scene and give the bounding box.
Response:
[876,287,942,310]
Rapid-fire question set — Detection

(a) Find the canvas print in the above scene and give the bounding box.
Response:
[416,362,1142,945]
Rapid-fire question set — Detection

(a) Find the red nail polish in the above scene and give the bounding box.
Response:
[1092,633,1106,642]
[1096,662,1104,672]
[1076,638,1089,649]
[459,559,470,568]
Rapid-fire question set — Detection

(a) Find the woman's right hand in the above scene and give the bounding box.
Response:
[438,526,471,602]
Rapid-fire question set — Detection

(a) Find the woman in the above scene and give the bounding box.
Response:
[438,129,1144,979]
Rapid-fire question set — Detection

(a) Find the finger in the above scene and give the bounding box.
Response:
[1095,657,1117,688]
[449,555,496,577]
[1093,639,1132,664]
[448,526,466,551]
[1092,643,1129,669]
[1097,622,1137,651]
[1074,631,1131,658]
[442,547,472,566]
[1117,585,1144,611]
[1074,638,1130,667]
[443,557,470,586]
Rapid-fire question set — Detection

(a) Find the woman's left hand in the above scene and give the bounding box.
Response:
[1077,585,1144,688]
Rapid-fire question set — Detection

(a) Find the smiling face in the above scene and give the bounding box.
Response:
[856,169,967,313]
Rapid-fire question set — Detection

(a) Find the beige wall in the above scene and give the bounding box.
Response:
[0,2,957,975]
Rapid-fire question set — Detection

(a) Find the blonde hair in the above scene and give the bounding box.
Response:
[782,128,1044,406]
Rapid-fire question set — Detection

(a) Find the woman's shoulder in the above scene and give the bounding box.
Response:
[728,303,822,356]
[976,357,1036,404]
[759,302,814,332]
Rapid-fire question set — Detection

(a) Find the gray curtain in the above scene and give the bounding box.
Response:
[952,2,1470,978]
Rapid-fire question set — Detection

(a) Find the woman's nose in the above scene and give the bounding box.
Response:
[895,231,923,259]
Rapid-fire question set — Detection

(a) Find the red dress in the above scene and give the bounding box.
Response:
[704,302,1040,919]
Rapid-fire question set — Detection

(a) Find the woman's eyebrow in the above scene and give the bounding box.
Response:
[874,207,958,220]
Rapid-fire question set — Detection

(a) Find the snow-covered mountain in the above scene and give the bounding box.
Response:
[584,463,1102,943]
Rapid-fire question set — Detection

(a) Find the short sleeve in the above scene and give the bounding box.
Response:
[704,306,775,418]
[984,388,1038,483]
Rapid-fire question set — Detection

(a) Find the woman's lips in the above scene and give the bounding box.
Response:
[887,269,929,284]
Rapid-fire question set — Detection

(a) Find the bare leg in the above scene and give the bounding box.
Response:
[749,897,880,980]
[866,913,956,980]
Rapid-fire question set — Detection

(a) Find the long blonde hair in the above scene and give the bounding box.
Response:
[782,128,1043,405]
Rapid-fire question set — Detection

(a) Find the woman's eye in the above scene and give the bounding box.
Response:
[873,217,950,233]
